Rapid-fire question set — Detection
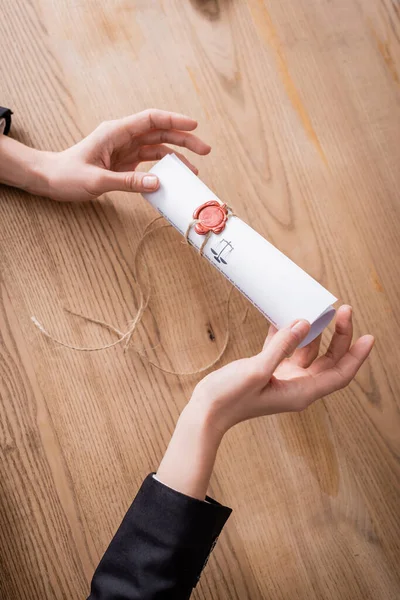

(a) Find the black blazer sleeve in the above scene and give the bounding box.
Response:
[88,475,232,600]
[0,106,13,135]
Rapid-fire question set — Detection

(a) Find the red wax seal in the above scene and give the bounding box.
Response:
[193,201,228,235]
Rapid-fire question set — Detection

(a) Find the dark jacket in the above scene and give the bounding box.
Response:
[88,475,231,600]
[0,105,13,135]
[2,106,232,599]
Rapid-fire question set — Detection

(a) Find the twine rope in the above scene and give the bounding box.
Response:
[31,213,238,376]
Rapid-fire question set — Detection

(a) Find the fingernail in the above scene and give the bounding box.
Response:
[143,175,159,190]
[291,320,310,336]
[364,334,375,346]
[341,305,352,315]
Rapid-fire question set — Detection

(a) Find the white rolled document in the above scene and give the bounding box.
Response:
[143,154,337,347]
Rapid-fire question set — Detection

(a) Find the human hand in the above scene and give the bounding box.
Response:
[35,109,211,201]
[189,305,374,436]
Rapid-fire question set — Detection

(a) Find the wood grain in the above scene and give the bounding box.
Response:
[1,0,400,598]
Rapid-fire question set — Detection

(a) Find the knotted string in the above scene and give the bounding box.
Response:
[184,203,236,256]
[31,215,238,376]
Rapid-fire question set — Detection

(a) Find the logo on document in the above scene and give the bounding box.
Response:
[211,239,234,265]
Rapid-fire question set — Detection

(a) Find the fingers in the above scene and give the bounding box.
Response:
[311,334,374,399]
[119,109,198,136]
[99,169,160,193]
[136,129,211,156]
[309,305,353,375]
[255,320,310,382]
[137,145,198,173]
[290,334,322,368]
[262,324,278,351]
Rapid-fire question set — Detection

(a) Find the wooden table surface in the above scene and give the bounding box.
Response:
[1,1,400,598]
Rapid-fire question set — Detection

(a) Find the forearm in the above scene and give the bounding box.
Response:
[89,405,229,599]
[0,135,51,196]
[156,403,223,501]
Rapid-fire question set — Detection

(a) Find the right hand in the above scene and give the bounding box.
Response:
[189,305,374,436]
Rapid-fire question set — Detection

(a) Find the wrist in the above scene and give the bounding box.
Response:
[25,149,54,198]
[0,135,54,198]
[156,403,223,501]
[188,389,231,439]
[178,402,224,450]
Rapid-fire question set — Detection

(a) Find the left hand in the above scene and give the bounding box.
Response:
[38,109,211,201]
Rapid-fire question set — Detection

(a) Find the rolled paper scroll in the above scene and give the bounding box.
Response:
[143,154,337,347]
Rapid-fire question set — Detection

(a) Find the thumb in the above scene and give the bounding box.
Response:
[99,170,160,194]
[255,320,311,380]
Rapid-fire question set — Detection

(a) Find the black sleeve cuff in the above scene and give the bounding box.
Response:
[140,474,232,551]
[89,474,232,600]
[0,106,13,135]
